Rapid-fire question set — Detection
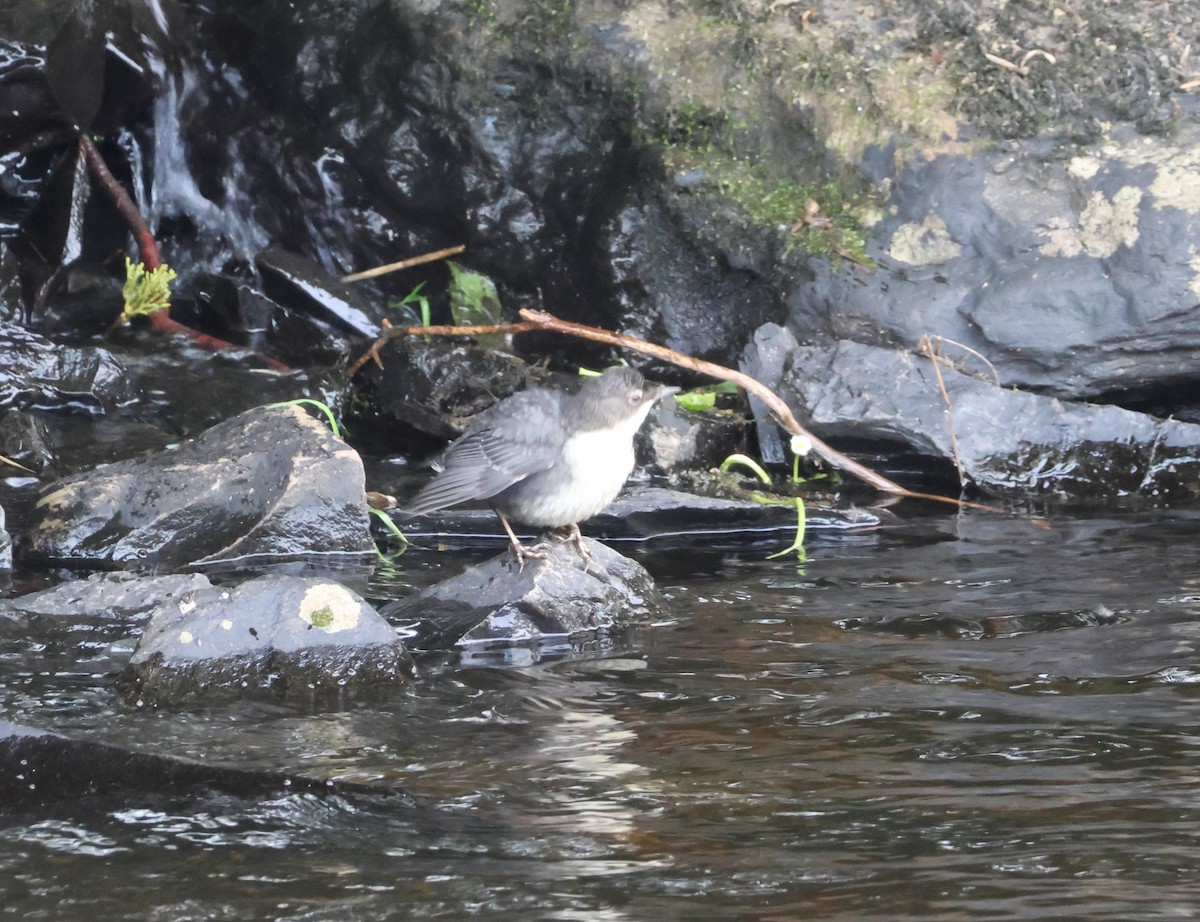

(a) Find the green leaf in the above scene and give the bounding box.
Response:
[447,261,502,327]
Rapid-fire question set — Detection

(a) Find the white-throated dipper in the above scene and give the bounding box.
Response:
[404,366,679,567]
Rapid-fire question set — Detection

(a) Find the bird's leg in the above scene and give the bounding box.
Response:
[495,509,546,571]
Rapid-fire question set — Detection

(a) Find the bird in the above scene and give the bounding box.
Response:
[402,366,679,568]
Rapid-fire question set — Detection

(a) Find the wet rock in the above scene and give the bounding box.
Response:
[28,404,374,567]
[0,719,394,808]
[0,407,56,475]
[383,538,667,650]
[123,574,414,706]
[740,323,800,466]
[639,394,748,474]
[356,338,528,441]
[0,320,136,412]
[1,571,212,620]
[397,485,882,546]
[255,247,385,340]
[788,143,1200,401]
[783,340,1200,502]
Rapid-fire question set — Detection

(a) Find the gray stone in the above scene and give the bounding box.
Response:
[124,574,414,705]
[784,340,1200,501]
[29,404,374,567]
[384,537,668,650]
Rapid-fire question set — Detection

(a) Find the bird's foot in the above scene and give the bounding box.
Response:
[550,524,595,572]
[507,539,548,572]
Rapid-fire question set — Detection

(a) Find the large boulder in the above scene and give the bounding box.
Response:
[28,404,374,567]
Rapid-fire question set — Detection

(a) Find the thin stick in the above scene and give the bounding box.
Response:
[346,320,540,377]
[516,309,1003,512]
[342,245,467,283]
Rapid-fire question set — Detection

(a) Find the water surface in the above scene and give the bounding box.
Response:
[3,508,1199,920]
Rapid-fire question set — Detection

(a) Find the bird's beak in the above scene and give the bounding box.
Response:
[653,384,682,402]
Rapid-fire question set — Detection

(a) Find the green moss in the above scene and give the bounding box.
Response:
[307,606,335,629]
[661,143,874,265]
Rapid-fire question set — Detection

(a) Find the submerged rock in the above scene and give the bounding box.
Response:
[124,574,414,706]
[0,719,404,807]
[1,571,213,620]
[28,404,374,567]
[383,537,667,649]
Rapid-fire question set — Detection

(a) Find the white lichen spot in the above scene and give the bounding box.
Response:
[1068,156,1100,180]
[1078,186,1142,258]
[178,630,194,644]
[299,583,362,633]
[178,597,197,615]
[887,212,961,266]
[1189,246,1200,300]
[1039,216,1083,258]
[220,619,233,631]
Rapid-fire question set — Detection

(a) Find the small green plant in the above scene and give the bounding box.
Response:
[766,497,807,563]
[675,380,739,412]
[392,281,432,326]
[718,441,812,561]
[119,258,177,323]
[268,399,342,438]
[369,507,410,558]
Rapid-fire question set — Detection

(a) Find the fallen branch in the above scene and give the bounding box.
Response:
[342,245,467,283]
[352,308,1004,512]
[519,309,1003,509]
[346,319,541,376]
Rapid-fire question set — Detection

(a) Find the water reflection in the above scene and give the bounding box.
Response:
[3,509,1200,919]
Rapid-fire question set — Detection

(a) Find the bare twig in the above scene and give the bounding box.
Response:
[515,309,1003,512]
[342,245,467,283]
[346,320,541,377]
[917,337,967,490]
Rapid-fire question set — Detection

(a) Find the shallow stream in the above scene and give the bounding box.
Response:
[4,506,1199,919]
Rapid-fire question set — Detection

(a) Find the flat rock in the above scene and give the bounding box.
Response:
[383,537,668,649]
[28,404,374,567]
[124,574,414,705]
[1,571,213,620]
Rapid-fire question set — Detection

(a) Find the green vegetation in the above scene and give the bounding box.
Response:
[391,281,432,327]
[119,258,176,323]
[447,261,502,327]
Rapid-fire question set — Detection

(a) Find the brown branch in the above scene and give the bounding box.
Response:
[346,320,541,377]
[341,245,467,283]
[79,136,160,269]
[516,309,1003,512]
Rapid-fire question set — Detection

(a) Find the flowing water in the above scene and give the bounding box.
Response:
[3,506,1200,920]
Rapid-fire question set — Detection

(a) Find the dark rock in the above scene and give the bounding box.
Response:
[397,485,882,546]
[356,337,529,441]
[639,396,749,474]
[0,320,136,412]
[0,719,401,808]
[739,322,801,466]
[383,537,668,649]
[0,407,56,475]
[1,571,212,620]
[124,574,414,706]
[255,247,386,340]
[783,340,1200,501]
[29,404,374,567]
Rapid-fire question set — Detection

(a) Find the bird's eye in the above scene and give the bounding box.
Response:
[629,390,644,405]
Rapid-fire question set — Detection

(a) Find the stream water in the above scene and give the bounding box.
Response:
[3,505,1199,920]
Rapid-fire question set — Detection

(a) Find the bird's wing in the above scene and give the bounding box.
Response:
[403,389,565,515]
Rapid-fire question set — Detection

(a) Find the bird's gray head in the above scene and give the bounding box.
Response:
[569,366,679,433]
